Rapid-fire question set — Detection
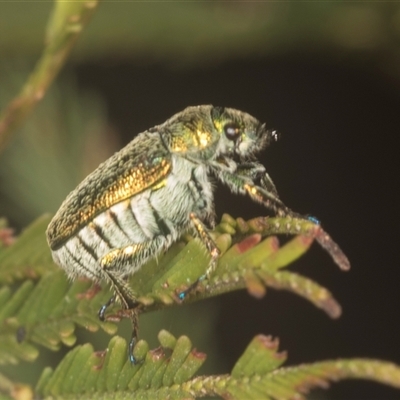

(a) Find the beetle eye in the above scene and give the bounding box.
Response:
[224,123,240,140]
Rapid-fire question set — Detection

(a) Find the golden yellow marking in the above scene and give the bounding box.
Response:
[101,244,140,268]
[192,132,199,147]
[50,159,172,249]
[101,250,119,268]
[152,179,167,190]
[124,246,135,255]
[245,184,264,202]
[244,184,254,194]
[81,159,171,226]
[171,137,188,152]
[197,129,211,148]
[213,119,223,133]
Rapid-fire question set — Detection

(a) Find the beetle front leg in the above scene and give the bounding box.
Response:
[236,162,281,198]
[214,166,300,218]
[230,161,279,197]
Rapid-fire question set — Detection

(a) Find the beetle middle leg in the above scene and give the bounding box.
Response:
[178,213,221,300]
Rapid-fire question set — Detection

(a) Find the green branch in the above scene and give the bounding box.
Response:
[0,0,99,153]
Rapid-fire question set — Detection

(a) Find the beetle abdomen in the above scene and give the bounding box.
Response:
[50,198,171,281]
[50,156,214,281]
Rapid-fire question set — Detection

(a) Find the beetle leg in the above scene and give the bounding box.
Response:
[100,239,168,309]
[178,213,221,300]
[98,294,116,321]
[242,183,301,217]
[100,243,162,365]
[232,162,280,197]
[100,260,138,310]
[214,167,301,218]
[190,213,221,278]
[101,242,153,272]
[128,311,139,364]
[100,239,170,304]
[97,266,140,364]
[260,172,279,197]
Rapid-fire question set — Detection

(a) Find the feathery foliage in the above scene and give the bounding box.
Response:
[34,332,400,400]
[0,214,343,366]
[0,215,400,399]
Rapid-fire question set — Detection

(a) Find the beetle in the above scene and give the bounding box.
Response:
[46,105,347,362]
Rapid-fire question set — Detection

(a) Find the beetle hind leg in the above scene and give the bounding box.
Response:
[100,243,158,364]
[98,294,116,321]
[96,269,140,364]
[99,240,162,308]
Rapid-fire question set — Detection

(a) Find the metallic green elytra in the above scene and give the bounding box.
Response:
[46,105,342,363]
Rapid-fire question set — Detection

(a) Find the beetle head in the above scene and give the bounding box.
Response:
[161,105,276,161]
[211,106,275,161]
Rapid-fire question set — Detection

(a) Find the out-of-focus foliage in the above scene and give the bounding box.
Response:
[0,0,99,152]
[0,66,117,226]
[1,2,400,77]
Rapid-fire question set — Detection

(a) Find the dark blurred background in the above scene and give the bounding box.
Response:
[1,2,400,399]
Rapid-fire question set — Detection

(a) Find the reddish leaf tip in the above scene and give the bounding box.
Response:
[76,283,101,300]
[150,346,166,361]
[0,227,16,246]
[255,334,279,350]
[191,348,207,361]
[236,234,262,253]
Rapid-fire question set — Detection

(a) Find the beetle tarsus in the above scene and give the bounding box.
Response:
[98,294,116,321]
[128,309,139,365]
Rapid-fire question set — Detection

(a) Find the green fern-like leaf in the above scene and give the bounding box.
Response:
[0,215,55,284]
[0,271,118,364]
[0,216,399,398]
[35,333,206,399]
[132,213,347,317]
[33,333,400,399]
[0,213,345,366]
